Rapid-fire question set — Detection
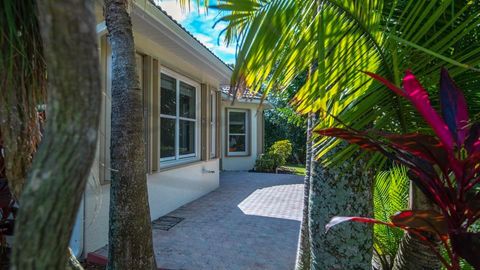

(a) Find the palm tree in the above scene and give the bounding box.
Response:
[0,0,45,200]
[9,0,102,268]
[215,0,480,268]
[295,113,314,270]
[104,0,209,268]
[103,0,157,268]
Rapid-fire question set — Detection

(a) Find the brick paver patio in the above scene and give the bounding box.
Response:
[95,171,304,270]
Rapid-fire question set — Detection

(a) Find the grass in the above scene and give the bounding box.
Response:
[279,163,306,176]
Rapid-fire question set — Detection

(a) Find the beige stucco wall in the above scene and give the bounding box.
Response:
[84,158,219,254]
[83,1,226,255]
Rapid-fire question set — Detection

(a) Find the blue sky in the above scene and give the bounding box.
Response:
[156,0,237,65]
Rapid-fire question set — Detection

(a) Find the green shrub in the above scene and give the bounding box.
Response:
[255,140,293,172]
[254,153,277,172]
[268,139,292,167]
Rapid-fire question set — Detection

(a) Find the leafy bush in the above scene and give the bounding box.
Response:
[255,140,293,172]
[268,140,292,167]
[254,153,277,172]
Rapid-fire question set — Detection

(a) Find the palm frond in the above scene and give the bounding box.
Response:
[373,165,409,269]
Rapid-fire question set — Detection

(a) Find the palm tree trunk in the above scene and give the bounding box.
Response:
[309,144,374,269]
[0,0,45,200]
[104,1,157,269]
[295,113,315,270]
[392,185,441,270]
[10,0,101,268]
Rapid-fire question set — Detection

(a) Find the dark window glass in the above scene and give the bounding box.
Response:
[160,118,175,158]
[229,112,246,134]
[179,120,195,156]
[229,135,246,152]
[179,82,196,119]
[161,74,176,116]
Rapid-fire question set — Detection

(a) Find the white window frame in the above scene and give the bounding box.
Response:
[209,90,216,158]
[159,67,201,167]
[227,109,249,156]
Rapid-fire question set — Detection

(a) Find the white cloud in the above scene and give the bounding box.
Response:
[215,45,236,54]
[194,33,214,46]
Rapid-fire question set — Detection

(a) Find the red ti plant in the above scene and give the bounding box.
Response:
[317,68,480,269]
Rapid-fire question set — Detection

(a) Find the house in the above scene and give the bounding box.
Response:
[69,0,270,258]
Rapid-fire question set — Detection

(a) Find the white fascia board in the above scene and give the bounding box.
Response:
[133,1,232,82]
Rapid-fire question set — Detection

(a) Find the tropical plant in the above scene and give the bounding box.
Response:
[320,68,480,270]
[215,1,480,268]
[372,165,409,270]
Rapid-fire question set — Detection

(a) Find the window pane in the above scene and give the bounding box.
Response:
[160,118,175,158]
[229,135,246,152]
[180,82,195,119]
[229,112,246,134]
[161,74,176,116]
[179,120,195,156]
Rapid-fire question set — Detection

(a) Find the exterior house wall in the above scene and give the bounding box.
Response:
[221,101,264,171]
[83,159,219,253]
[83,2,226,255]
[82,0,268,256]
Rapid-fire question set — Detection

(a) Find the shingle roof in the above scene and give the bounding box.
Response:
[220,85,263,100]
[149,0,233,71]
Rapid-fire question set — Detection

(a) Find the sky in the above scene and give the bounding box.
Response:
[156,0,237,65]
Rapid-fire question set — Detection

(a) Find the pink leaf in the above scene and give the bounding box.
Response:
[325,216,392,232]
[402,71,455,152]
[363,71,406,97]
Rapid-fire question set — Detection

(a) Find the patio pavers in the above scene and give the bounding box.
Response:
[94,171,303,270]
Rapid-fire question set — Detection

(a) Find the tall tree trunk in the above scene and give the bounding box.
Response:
[309,144,374,269]
[392,185,441,270]
[295,113,315,270]
[104,1,157,269]
[0,0,45,200]
[10,0,101,268]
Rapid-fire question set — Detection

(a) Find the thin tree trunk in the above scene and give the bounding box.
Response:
[10,0,101,268]
[104,1,157,269]
[392,185,441,270]
[295,113,315,270]
[309,144,374,270]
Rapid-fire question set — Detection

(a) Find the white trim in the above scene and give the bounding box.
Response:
[132,2,232,82]
[227,109,249,156]
[159,67,201,168]
[209,91,216,158]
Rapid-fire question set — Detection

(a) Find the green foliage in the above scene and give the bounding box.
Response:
[255,139,293,172]
[373,165,409,270]
[264,73,307,163]
[215,0,480,169]
[269,139,292,166]
[254,153,279,172]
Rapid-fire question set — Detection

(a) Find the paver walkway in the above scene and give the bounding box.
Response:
[155,172,303,270]
[96,172,304,270]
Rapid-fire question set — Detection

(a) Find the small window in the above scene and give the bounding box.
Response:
[227,109,248,156]
[159,69,200,166]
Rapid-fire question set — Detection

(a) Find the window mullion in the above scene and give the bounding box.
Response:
[175,79,180,160]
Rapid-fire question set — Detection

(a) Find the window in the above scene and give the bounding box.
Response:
[227,109,248,156]
[209,91,216,158]
[160,69,200,165]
